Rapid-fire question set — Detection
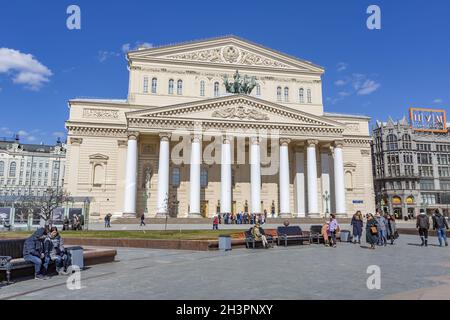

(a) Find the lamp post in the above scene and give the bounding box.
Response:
[323,190,330,218]
[83,197,90,231]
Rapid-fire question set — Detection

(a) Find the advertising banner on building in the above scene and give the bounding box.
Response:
[410,108,447,133]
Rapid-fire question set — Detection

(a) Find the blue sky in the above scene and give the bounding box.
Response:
[0,0,449,144]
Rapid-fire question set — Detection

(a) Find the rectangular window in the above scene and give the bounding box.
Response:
[307,89,312,103]
[143,77,149,93]
[171,168,180,188]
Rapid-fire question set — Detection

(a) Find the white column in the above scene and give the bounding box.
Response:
[321,149,331,216]
[157,133,171,215]
[334,141,347,215]
[295,147,306,218]
[189,135,202,217]
[220,136,232,214]
[307,140,319,215]
[279,139,291,217]
[250,137,261,214]
[123,134,138,216]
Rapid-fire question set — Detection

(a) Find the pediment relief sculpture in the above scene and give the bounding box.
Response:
[165,46,293,69]
[212,106,270,121]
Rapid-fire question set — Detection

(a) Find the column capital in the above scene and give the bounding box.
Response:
[127,132,139,140]
[117,140,128,148]
[69,137,83,145]
[222,135,232,144]
[250,136,260,145]
[159,133,171,141]
[307,140,319,148]
[334,140,345,148]
[280,138,291,147]
[191,134,202,143]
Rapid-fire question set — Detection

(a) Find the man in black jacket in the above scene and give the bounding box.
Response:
[416,209,430,247]
[23,227,48,280]
[433,209,449,247]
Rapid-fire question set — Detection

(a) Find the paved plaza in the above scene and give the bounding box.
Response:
[1,234,450,300]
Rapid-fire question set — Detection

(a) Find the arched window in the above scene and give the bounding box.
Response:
[143,77,149,93]
[284,87,289,102]
[9,162,16,177]
[386,134,398,151]
[177,80,183,95]
[93,164,104,187]
[402,134,412,150]
[151,78,157,94]
[256,85,261,96]
[345,171,353,189]
[299,88,304,103]
[277,87,282,101]
[307,89,312,103]
[200,80,205,97]
[168,79,174,94]
[214,82,220,97]
[201,168,208,188]
[172,167,180,187]
[0,161,4,177]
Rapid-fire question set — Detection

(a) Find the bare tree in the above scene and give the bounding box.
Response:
[19,188,70,227]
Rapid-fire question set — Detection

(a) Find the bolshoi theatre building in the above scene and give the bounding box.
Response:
[64,36,375,220]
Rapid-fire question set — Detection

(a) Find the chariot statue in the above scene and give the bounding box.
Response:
[224,70,257,95]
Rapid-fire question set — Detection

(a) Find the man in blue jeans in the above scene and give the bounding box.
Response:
[23,227,49,280]
[433,209,449,247]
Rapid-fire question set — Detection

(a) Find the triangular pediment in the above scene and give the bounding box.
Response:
[127,95,343,129]
[128,36,323,74]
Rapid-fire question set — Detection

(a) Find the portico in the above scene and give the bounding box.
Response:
[119,95,349,218]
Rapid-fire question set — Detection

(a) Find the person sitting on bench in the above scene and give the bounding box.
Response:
[44,227,71,275]
[23,227,49,280]
[251,223,270,249]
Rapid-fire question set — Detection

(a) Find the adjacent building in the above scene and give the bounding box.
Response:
[372,109,450,218]
[0,136,66,199]
[64,36,375,220]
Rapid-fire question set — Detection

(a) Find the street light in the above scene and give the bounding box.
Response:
[83,197,91,231]
[323,190,330,217]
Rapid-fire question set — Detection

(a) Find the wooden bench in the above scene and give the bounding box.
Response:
[0,239,116,284]
[277,226,310,247]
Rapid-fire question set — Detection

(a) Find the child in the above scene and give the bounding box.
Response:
[321,222,330,247]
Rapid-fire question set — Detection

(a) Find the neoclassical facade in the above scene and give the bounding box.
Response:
[64,36,375,220]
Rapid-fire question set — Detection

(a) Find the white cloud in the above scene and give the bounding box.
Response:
[98,50,120,63]
[338,91,351,97]
[334,79,348,86]
[52,131,65,137]
[0,48,52,90]
[121,41,153,53]
[433,98,443,104]
[337,62,348,72]
[17,130,29,137]
[26,136,37,142]
[355,79,381,95]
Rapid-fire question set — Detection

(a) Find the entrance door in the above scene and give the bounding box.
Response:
[200,201,208,218]
[232,201,237,215]
[393,208,403,219]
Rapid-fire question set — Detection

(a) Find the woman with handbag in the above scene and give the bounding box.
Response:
[366,214,379,250]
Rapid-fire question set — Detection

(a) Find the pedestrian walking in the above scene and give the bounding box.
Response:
[213,215,219,230]
[416,209,430,247]
[386,214,397,245]
[140,213,146,227]
[375,212,387,246]
[432,209,449,247]
[351,211,364,244]
[328,214,340,248]
[366,214,378,250]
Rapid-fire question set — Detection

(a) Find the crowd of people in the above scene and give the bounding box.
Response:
[23,226,71,280]
[212,208,449,250]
